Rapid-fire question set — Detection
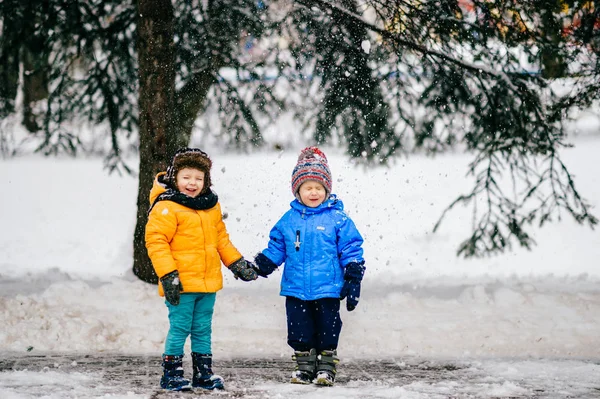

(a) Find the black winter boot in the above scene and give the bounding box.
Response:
[191,352,224,390]
[290,349,317,384]
[160,355,192,391]
[314,350,339,386]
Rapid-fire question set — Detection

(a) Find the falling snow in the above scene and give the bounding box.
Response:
[1,134,599,397]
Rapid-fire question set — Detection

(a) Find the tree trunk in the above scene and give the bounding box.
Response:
[22,41,49,132]
[133,0,177,284]
[0,15,20,115]
[20,3,49,132]
[172,61,224,146]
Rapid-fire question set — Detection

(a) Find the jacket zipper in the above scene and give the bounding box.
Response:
[295,230,301,251]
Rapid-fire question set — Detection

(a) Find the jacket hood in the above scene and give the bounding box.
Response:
[149,172,169,205]
[290,194,343,214]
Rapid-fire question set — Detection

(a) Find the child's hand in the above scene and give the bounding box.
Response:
[339,262,365,311]
[160,270,183,305]
[340,279,361,311]
[229,258,258,281]
[253,253,278,278]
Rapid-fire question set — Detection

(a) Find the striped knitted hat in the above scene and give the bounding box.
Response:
[291,147,332,197]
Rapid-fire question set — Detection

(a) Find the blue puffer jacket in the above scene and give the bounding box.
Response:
[262,195,364,301]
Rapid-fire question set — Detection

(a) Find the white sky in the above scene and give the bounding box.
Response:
[1,132,599,398]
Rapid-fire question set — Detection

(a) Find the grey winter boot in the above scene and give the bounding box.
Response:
[191,353,224,390]
[314,350,339,386]
[160,354,192,391]
[290,348,317,384]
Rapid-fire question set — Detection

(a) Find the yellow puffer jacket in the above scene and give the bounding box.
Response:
[145,172,242,296]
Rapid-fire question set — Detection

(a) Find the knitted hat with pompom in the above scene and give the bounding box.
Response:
[291,147,332,197]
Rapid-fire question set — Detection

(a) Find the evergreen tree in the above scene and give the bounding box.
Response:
[299,0,598,256]
[0,0,597,281]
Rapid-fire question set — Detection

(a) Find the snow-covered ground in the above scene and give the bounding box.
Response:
[1,134,599,398]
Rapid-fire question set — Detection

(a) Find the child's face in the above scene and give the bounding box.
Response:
[298,181,327,207]
[175,167,205,198]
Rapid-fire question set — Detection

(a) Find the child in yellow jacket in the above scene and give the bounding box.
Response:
[145,147,257,391]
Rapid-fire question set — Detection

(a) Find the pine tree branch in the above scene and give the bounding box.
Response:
[296,0,520,91]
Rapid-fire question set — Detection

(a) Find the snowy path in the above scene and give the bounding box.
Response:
[1,352,598,398]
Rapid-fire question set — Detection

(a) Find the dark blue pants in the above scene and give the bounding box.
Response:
[285,296,342,352]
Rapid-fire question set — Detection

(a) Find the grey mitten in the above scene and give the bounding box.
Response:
[160,270,183,306]
[229,258,258,281]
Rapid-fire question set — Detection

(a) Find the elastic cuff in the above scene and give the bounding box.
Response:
[344,261,365,281]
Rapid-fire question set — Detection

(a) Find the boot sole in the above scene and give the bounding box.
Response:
[290,377,312,385]
[193,384,224,390]
[314,378,334,386]
[193,380,224,390]
[162,384,192,391]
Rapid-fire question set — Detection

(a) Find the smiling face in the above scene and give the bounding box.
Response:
[298,180,327,207]
[175,167,205,198]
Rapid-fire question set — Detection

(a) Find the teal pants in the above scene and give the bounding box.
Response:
[164,293,216,356]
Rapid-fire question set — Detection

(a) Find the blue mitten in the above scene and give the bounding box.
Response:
[339,262,365,311]
[253,253,278,278]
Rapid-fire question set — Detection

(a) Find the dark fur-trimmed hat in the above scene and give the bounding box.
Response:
[291,147,332,197]
[165,148,212,194]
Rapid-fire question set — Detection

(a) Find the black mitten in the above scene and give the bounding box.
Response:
[160,270,183,306]
[253,253,278,278]
[339,262,365,311]
[229,258,258,281]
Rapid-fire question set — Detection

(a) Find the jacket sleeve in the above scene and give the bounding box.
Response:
[261,218,287,266]
[145,202,178,278]
[214,203,243,267]
[336,211,365,267]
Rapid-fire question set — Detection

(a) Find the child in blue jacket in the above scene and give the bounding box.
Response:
[253,147,365,386]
